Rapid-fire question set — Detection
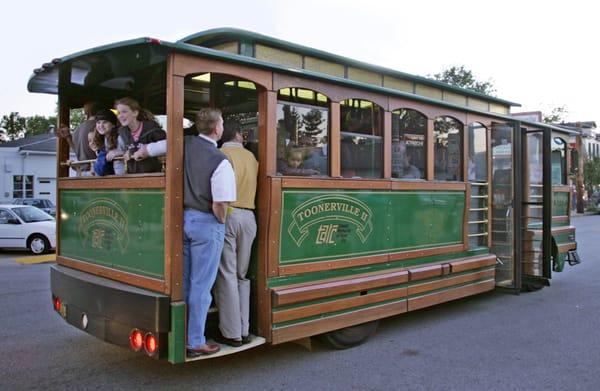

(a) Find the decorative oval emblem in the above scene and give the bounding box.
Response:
[287,195,373,247]
[78,198,129,253]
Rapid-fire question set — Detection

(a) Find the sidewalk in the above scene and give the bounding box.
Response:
[571,211,597,217]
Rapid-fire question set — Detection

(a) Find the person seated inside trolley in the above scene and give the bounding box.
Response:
[399,154,421,179]
[277,145,320,176]
[302,136,328,174]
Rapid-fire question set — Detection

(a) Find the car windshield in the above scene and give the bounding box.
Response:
[11,206,54,222]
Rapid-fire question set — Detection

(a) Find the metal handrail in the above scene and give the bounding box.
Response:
[468,232,488,237]
[60,156,125,167]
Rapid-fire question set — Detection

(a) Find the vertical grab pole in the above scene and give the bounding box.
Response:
[165,53,185,300]
[542,128,552,278]
[513,121,523,291]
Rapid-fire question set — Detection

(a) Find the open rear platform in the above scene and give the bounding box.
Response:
[185,335,266,362]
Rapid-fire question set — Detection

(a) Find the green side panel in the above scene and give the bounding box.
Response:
[168,302,186,364]
[279,190,464,264]
[552,191,569,217]
[59,189,165,279]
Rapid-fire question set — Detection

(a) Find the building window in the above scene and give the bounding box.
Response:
[276,88,329,176]
[13,175,34,198]
[434,116,463,181]
[391,109,426,179]
[340,99,383,178]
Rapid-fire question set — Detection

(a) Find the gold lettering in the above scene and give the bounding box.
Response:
[316,224,338,244]
[91,228,105,249]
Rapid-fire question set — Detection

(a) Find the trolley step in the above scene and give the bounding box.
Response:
[566,250,582,266]
[185,335,266,362]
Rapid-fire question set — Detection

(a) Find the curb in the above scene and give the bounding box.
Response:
[15,254,56,264]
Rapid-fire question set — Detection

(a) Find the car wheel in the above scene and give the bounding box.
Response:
[28,234,50,255]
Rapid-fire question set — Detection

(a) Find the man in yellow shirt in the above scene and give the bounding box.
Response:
[215,121,258,347]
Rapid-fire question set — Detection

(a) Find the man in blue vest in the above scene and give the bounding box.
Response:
[183,108,236,357]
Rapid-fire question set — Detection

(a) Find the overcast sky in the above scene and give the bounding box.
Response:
[1,0,597,123]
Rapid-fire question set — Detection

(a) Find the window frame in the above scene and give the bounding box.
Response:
[339,98,384,179]
[391,108,427,180]
[433,116,464,182]
[276,87,331,177]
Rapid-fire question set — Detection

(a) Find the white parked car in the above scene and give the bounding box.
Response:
[12,198,56,217]
[0,204,56,254]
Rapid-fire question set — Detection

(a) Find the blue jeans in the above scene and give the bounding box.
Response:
[183,209,225,348]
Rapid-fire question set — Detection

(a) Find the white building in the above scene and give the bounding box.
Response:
[0,133,58,204]
[558,121,599,159]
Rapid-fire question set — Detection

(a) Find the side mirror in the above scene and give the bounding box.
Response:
[7,218,21,225]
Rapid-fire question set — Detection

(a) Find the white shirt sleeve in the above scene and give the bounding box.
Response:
[211,159,236,202]
[146,139,167,157]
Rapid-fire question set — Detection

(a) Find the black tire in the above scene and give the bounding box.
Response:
[521,282,545,292]
[321,321,379,349]
[28,234,50,255]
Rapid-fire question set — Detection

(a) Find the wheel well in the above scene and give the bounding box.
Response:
[27,233,48,246]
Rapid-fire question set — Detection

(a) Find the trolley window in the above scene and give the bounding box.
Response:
[276,88,329,177]
[340,99,383,179]
[391,109,426,180]
[434,116,463,181]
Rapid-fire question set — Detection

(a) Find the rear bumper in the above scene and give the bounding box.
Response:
[50,264,170,358]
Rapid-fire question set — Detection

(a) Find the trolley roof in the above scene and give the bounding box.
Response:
[28,28,571,132]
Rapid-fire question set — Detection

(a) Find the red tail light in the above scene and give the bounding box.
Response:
[144,333,158,356]
[53,296,61,312]
[129,329,144,351]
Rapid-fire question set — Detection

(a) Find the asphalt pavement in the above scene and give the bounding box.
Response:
[1,216,599,390]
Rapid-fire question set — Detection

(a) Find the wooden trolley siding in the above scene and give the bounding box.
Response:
[33,30,575,345]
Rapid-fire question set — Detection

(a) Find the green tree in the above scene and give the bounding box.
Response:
[26,115,57,136]
[431,65,496,96]
[542,105,568,124]
[584,157,600,197]
[301,109,326,140]
[282,104,301,144]
[70,108,86,128]
[0,112,27,141]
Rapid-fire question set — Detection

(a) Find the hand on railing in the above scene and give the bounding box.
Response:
[55,124,72,139]
[106,150,124,162]
[61,156,125,167]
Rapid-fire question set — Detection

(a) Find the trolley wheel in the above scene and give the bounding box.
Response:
[321,321,379,349]
[28,234,50,255]
[521,282,545,292]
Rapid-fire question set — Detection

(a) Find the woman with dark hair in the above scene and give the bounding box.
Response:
[93,109,125,176]
[110,97,166,174]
